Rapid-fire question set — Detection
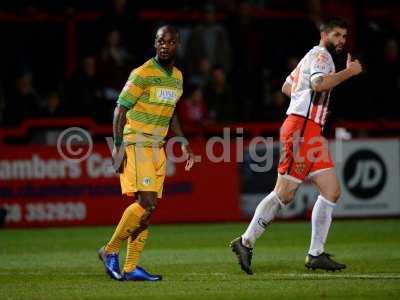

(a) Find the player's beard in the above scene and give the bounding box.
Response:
[326,41,343,56]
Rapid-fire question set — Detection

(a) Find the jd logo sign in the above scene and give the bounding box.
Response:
[343,150,387,199]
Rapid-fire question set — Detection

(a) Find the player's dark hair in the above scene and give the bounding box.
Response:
[319,17,348,33]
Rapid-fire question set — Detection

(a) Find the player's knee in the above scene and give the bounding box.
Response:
[275,188,295,205]
[331,185,341,202]
[322,185,341,203]
[137,192,158,211]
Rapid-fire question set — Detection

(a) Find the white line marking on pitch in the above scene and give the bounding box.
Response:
[186,273,400,279]
[277,273,400,279]
[1,272,399,279]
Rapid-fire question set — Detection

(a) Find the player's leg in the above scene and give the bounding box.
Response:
[104,196,149,253]
[242,174,299,248]
[99,146,157,280]
[124,191,157,267]
[231,116,307,274]
[98,194,148,280]
[103,146,150,254]
[306,167,345,271]
[122,191,162,281]
[98,145,142,280]
[122,147,166,281]
[124,226,149,273]
[230,174,300,274]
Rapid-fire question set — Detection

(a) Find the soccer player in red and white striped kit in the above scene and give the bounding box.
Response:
[231,17,362,274]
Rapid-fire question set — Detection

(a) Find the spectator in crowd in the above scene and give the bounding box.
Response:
[40,91,65,118]
[0,1,398,134]
[0,82,5,125]
[227,2,263,74]
[263,89,289,121]
[97,29,131,101]
[31,90,67,145]
[188,57,212,88]
[99,0,139,51]
[101,0,129,31]
[224,2,267,122]
[204,65,236,123]
[185,4,232,75]
[3,71,41,126]
[66,56,105,120]
[175,24,192,63]
[177,84,208,135]
[374,37,399,119]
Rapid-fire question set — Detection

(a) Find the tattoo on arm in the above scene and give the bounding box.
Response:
[113,104,128,145]
[311,75,324,89]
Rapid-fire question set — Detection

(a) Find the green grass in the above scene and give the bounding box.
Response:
[1,220,400,300]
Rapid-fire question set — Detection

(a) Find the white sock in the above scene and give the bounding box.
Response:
[242,191,282,248]
[308,195,336,256]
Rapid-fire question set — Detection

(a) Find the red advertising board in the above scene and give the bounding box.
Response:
[0,140,241,228]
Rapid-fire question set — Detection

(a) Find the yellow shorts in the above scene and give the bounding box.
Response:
[119,145,167,199]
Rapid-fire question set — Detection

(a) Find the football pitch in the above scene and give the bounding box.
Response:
[1,220,399,300]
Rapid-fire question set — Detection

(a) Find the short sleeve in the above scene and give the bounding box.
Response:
[285,69,296,85]
[310,51,332,79]
[117,70,146,109]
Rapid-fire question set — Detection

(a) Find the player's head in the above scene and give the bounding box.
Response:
[154,25,180,64]
[319,17,348,55]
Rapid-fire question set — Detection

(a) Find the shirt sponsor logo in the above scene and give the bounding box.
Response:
[152,87,179,104]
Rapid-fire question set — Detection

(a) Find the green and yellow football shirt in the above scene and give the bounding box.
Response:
[117,58,183,146]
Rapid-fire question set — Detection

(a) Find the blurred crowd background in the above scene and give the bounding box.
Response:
[0,0,399,136]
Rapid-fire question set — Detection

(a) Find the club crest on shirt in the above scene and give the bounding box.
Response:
[316,52,329,63]
[294,162,306,175]
[143,177,151,186]
[314,52,330,71]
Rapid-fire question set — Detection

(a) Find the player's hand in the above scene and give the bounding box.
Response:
[346,53,362,76]
[112,145,126,174]
[181,143,194,171]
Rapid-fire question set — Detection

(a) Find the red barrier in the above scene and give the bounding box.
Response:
[1,117,400,145]
[0,141,241,228]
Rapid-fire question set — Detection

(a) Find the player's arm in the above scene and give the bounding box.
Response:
[112,71,144,173]
[282,68,296,97]
[282,81,292,97]
[112,103,128,173]
[112,104,128,173]
[170,113,194,171]
[311,54,362,92]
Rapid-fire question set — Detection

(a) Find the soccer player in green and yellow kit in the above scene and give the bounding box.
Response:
[98,25,194,281]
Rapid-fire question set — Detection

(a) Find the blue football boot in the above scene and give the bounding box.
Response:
[123,266,162,281]
[98,246,122,280]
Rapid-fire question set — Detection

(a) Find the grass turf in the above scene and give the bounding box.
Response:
[1,220,399,300]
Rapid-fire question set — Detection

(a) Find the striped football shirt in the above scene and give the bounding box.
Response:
[117,58,183,147]
[285,46,335,126]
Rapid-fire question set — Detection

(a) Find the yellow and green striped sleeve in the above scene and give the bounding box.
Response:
[117,71,146,109]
